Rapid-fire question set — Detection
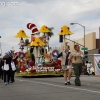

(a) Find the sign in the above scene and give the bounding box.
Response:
[94,54,100,76]
[81,47,88,50]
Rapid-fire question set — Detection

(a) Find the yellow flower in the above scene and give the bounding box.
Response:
[15,30,29,38]
[58,25,73,35]
[30,37,46,46]
[39,25,50,33]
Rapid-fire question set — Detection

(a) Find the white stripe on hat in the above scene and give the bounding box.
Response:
[31,27,38,33]
[31,26,37,30]
[27,23,31,29]
[29,23,32,29]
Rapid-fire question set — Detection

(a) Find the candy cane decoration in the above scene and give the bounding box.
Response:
[27,23,38,35]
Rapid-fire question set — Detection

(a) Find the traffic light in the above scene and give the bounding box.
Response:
[84,51,88,58]
[84,51,88,63]
[59,35,63,42]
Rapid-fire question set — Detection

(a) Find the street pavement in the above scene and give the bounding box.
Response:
[0,75,100,100]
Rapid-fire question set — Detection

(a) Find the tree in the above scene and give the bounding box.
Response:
[24,39,30,51]
[47,27,54,37]
[47,27,54,51]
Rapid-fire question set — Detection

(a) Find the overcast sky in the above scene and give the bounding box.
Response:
[0,0,100,55]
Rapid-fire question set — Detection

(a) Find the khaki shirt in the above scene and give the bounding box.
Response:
[68,50,83,64]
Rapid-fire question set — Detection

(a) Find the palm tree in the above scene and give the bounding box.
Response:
[24,39,30,51]
[47,27,54,51]
[48,27,54,37]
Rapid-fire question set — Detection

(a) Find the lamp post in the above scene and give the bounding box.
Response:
[70,23,85,53]
[0,36,2,56]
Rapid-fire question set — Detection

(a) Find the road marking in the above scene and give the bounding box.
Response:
[16,79,100,94]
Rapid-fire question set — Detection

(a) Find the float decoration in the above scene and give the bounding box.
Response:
[15,30,30,52]
[15,30,29,38]
[58,25,73,49]
[15,30,30,73]
[39,25,51,52]
[27,23,45,65]
[15,24,64,77]
[58,25,73,35]
[29,37,46,47]
[39,25,50,33]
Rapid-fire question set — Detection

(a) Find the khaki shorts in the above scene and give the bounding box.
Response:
[62,65,72,70]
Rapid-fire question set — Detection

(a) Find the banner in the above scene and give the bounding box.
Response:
[94,54,100,75]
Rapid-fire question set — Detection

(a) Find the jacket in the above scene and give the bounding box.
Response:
[57,51,70,65]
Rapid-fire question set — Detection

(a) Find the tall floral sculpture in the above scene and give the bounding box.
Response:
[58,25,73,49]
[15,30,29,52]
[39,25,51,54]
[15,30,30,71]
[27,23,46,66]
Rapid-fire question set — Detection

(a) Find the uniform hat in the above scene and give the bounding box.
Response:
[6,51,12,57]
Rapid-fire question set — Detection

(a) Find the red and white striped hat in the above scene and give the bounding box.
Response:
[27,23,38,35]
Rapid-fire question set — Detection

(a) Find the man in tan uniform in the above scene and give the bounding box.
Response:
[68,45,84,86]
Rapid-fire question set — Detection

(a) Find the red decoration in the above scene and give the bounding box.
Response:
[28,61,35,66]
[22,30,24,32]
[21,67,26,72]
[29,69,36,73]
[27,23,38,34]
[37,42,39,44]
[56,60,61,66]
[15,60,18,65]
[54,65,59,69]
[61,30,63,32]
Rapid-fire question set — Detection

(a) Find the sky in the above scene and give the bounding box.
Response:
[0,0,100,55]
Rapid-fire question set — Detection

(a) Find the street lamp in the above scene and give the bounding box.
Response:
[0,36,2,56]
[70,23,85,53]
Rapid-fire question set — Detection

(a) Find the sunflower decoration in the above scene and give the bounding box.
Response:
[39,25,50,33]
[29,37,46,47]
[15,30,29,38]
[58,25,73,35]
[39,25,51,45]
[15,30,30,51]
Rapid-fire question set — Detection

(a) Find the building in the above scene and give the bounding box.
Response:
[68,32,96,51]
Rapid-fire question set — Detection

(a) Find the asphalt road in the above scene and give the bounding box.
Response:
[0,75,100,100]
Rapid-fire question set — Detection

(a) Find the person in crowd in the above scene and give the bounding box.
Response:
[86,61,92,75]
[10,55,18,83]
[0,58,4,80]
[3,52,12,85]
[68,45,84,86]
[57,45,72,85]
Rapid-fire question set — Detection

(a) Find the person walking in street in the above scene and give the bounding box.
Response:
[68,45,84,86]
[3,52,12,85]
[10,55,18,83]
[57,45,72,85]
[0,58,4,80]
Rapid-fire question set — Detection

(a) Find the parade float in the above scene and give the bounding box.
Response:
[15,23,65,77]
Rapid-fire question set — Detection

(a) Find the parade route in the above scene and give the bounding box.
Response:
[0,75,100,100]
